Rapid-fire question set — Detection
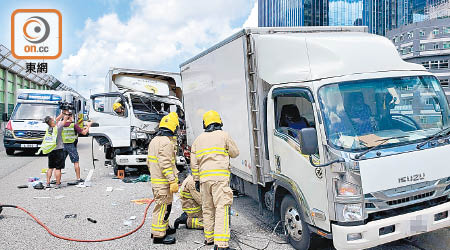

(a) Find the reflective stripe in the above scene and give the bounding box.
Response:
[192,218,203,229]
[162,168,173,176]
[180,191,192,199]
[151,178,169,184]
[199,169,231,179]
[204,230,214,238]
[182,206,201,214]
[225,205,229,235]
[152,204,168,232]
[196,147,229,158]
[147,155,158,163]
[214,237,231,241]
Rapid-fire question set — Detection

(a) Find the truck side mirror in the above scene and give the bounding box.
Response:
[299,128,318,155]
[2,113,8,122]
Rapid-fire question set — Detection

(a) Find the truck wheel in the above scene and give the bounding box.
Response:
[6,149,15,156]
[281,195,311,250]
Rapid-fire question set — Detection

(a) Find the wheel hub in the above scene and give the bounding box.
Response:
[284,206,303,241]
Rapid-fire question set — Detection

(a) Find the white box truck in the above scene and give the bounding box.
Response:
[3,89,86,155]
[89,68,187,175]
[180,27,450,250]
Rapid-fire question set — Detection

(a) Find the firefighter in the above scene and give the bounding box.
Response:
[174,174,203,230]
[113,102,125,116]
[147,115,179,245]
[191,110,239,250]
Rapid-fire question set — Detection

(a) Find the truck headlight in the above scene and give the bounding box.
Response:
[342,204,363,221]
[4,129,13,138]
[336,181,361,197]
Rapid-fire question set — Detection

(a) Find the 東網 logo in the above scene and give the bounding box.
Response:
[11,9,62,59]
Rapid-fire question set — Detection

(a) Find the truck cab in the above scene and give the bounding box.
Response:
[181,27,450,250]
[3,90,86,155]
[89,68,187,174]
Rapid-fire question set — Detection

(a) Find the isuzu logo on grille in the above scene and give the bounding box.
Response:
[398,173,425,184]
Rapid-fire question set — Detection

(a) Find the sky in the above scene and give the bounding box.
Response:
[0,0,258,97]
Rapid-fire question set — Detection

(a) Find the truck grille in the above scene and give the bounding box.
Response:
[386,191,435,206]
[365,177,450,214]
[14,130,45,139]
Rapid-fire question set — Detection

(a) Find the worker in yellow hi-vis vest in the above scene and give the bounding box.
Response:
[147,115,179,245]
[62,110,92,184]
[191,110,239,250]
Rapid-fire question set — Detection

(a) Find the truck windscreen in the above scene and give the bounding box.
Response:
[11,103,60,120]
[318,75,450,151]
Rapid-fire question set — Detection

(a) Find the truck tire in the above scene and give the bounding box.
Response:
[281,195,311,250]
[5,149,15,156]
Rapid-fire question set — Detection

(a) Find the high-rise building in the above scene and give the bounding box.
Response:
[258,0,448,35]
[386,17,450,92]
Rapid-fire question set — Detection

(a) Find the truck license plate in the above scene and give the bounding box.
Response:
[410,215,428,233]
[21,144,38,148]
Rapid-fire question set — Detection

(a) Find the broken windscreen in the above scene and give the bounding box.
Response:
[130,94,183,123]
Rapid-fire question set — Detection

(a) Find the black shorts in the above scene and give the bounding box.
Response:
[48,149,65,169]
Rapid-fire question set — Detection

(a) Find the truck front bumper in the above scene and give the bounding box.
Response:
[115,155,187,166]
[332,201,450,250]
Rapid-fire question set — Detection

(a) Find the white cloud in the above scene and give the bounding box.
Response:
[61,0,254,98]
[243,1,258,28]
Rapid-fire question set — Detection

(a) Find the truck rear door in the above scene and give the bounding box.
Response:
[89,92,131,147]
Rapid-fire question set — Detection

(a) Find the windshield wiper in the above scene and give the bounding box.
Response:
[354,135,409,159]
[416,126,450,149]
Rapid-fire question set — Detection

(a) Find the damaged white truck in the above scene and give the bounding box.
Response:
[181,27,450,249]
[89,68,187,175]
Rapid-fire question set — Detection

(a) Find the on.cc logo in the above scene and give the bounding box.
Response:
[23,16,50,44]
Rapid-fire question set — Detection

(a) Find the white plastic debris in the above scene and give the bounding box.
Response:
[123,220,132,226]
[33,197,51,199]
[129,216,136,220]
[54,195,65,200]
[106,187,113,192]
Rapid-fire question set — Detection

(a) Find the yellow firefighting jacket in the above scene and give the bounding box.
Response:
[191,130,239,183]
[180,175,202,215]
[147,136,178,188]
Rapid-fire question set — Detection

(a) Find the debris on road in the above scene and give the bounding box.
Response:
[129,216,136,220]
[123,220,132,226]
[106,187,113,192]
[33,182,45,189]
[122,174,150,183]
[87,218,97,223]
[17,185,28,189]
[33,196,51,199]
[65,214,77,219]
[54,195,65,200]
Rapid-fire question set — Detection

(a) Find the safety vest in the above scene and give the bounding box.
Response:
[77,114,84,129]
[62,123,77,144]
[37,127,58,155]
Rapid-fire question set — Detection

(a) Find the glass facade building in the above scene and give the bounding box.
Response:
[258,0,446,35]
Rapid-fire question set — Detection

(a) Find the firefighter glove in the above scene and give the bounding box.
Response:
[169,182,179,193]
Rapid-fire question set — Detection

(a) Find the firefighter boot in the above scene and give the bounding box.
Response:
[174,212,188,229]
[153,235,176,245]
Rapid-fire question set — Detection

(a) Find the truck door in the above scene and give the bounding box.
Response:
[268,87,330,231]
[89,93,131,147]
